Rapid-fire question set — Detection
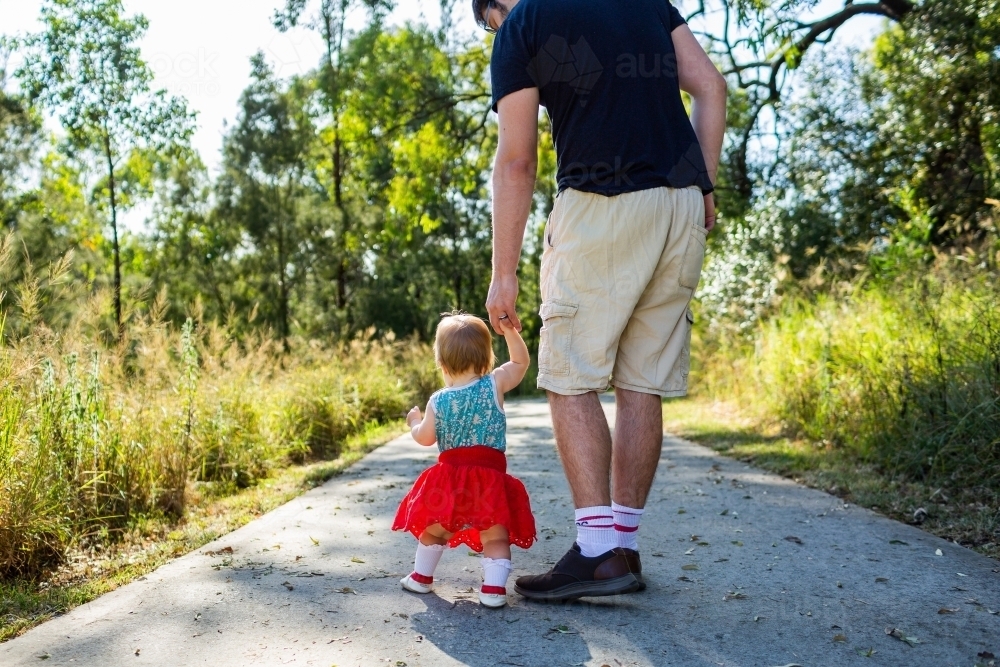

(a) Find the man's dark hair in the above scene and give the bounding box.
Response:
[472,0,509,32]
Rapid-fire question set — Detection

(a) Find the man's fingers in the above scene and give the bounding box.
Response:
[488,310,504,335]
[508,311,523,332]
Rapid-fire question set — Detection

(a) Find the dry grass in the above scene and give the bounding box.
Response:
[0,235,438,639]
[0,421,406,642]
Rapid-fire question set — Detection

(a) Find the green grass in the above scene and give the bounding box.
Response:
[0,421,406,643]
[663,397,1000,561]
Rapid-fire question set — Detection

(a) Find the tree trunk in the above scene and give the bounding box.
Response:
[323,2,350,313]
[102,132,122,339]
[277,185,290,350]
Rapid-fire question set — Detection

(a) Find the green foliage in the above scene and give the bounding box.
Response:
[16,0,194,332]
[697,264,1000,489]
[0,248,432,579]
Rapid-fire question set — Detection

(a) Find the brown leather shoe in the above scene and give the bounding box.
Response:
[621,548,646,591]
[514,544,642,602]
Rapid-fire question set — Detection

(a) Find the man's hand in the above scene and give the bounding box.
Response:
[406,406,422,428]
[487,272,522,335]
[704,193,717,232]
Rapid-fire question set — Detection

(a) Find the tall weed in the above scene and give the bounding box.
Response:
[698,269,1000,489]
[0,250,431,579]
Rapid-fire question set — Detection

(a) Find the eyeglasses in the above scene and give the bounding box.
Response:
[483,0,500,34]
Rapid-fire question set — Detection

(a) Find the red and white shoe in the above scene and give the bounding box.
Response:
[400,572,434,594]
[479,585,507,608]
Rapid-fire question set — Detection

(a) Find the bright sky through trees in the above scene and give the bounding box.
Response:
[2,0,879,179]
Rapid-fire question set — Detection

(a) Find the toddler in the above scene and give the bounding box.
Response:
[392,312,536,608]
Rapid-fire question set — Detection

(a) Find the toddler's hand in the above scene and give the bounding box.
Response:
[497,315,515,336]
[406,406,422,428]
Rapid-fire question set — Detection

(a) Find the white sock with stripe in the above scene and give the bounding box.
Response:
[481,557,512,594]
[612,501,644,551]
[575,506,617,557]
[413,543,446,582]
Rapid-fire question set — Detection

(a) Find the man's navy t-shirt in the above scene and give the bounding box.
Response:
[490,0,713,196]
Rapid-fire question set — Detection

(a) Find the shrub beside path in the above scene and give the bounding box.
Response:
[2,398,997,666]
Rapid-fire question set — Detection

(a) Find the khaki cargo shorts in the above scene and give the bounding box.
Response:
[537,186,707,398]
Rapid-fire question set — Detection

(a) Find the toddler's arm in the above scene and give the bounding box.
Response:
[407,401,437,446]
[493,318,530,395]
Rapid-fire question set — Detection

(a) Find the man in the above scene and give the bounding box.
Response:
[476,0,727,601]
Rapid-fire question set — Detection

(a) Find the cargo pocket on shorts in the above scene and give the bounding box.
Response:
[679,223,709,290]
[538,300,579,377]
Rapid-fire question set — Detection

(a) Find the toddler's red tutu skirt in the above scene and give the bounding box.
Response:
[392,446,536,551]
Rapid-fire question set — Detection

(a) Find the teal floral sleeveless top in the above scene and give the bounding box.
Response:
[430,375,506,453]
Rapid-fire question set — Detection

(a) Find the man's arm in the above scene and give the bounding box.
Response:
[673,25,727,230]
[486,87,540,335]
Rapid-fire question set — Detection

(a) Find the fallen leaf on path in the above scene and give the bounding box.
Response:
[732,541,744,547]
[956,572,968,577]
[549,625,577,634]
[715,558,729,563]
[204,546,234,556]
[682,564,699,571]
[351,556,365,563]
[855,647,876,657]
[690,535,701,542]
[684,548,695,555]
[766,663,803,667]
[978,651,996,660]
[885,627,921,646]
[875,577,889,583]
[677,508,686,514]
[697,541,710,547]
[724,591,748,601]
[134,648,141,656]
[677,576,693,582]
[336,587,357,594]
[720,509,729,516]
[784,536,803,545]
[889,540,908,546]
[935,548,943,556]
[651,552,664,557]
[282,581,294,591]
[832,634,847,642]
[937,607,959,614]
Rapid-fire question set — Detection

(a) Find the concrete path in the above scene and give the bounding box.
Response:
[3,398,998,667]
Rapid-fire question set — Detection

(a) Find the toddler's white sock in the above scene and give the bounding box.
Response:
[481,557,512,593]
[612,501,644,551]
[575,506,617,557]
[413,543,446,582]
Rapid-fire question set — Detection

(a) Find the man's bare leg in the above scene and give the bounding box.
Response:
[611,387,663,509]
[513,390,642,600]
[548,391,612,508]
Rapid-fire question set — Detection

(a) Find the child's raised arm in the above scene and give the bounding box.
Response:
[407,401,437,446]
[493,317,530,395]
